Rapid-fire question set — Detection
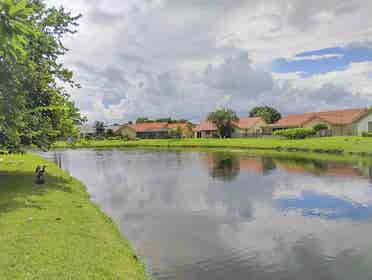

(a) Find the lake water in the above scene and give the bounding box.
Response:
[42,149,372,280]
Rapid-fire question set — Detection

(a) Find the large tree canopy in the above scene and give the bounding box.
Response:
[207,108,238,138]
[249,106,282,124]
[0,0,83,151]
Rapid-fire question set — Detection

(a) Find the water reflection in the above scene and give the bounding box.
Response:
[207,152,240,181]
[40,149,372,280]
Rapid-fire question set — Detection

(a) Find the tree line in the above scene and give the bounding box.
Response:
[0,0,83,151]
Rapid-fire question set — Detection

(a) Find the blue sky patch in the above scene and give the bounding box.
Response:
[276,191,372,221]
[272,46,372,77]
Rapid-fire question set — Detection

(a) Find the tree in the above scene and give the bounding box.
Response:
[0,0,83,151]
[94,121,105,137]
[136,117,152,123]
[105,129,115,138]
[207,108,238,138]
[249,106,281,124]
[0,0,36,59]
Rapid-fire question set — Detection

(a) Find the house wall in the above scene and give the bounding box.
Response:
[198,130,218,138]
[137,131,170,139]
[117,126,136,139]
[232,120,267,138]
[178,126,194,138]
[329,124,353,136]
[355,112,372,135]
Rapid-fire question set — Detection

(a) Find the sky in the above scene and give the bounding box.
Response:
[47,0,372,123]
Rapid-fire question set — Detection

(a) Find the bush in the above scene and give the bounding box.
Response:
[274,128,316,139]
[362,131,372,137]
[313,123,329,132]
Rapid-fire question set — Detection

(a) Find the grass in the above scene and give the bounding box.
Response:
[54,136,372,156]
[0,153,148,280]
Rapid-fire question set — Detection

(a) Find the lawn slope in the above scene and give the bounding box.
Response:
[0,153,147,280]
[55,136,372,156]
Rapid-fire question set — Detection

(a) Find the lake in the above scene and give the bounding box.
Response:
[41,149,372,280]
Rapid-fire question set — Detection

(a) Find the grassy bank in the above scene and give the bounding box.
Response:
[0,154,148,279]
[54,136,372,156]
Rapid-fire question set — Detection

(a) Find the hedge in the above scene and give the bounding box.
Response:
[274,128,316,139]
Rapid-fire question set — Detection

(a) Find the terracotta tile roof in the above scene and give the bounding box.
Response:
[271,108,369,127]
[234,117,263,129]
[271,113,317,128]
[167,123,188,130]
[126,122,191,132]
[316,108,368,125]
[194,121,217,132]
[128,122,169,132]
[195,117,263,132]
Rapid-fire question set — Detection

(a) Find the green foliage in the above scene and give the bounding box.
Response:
[274,128,316,139]
[53,136,372,156]
[361,131,372,137]
[94,121,105,137]
[313,123,329,132]
[249,106,282,124]
[105,128,115,138]
[0,153,148,279]
[135,117,189,124]
[136,117,152,123]
[0,0,83,151]
[0,0,36,59]
[207,108,239,138]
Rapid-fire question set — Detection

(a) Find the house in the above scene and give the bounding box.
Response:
[268,108,372,136]
[194,117,267,138]
[194,121,218,138]
[116,122,193,139]
[105,124,121,134]
[80,124,96,138]
[167,123,194,138]
[232,117,267,137]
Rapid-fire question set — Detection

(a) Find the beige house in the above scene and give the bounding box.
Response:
[268,108,372,136]
[116,122,193,139]
[194,117,267,138]
[116,125,137,140]
[232,117,267,137]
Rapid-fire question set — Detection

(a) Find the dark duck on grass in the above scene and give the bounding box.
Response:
[35,165,46,185]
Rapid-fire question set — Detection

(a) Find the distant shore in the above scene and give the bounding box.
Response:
[0,153,148,280]
[54,136,372,157]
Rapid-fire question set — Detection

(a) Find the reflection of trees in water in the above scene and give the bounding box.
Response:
[261,158,277,174]
[210,153,240,182]
[274,157,329,176]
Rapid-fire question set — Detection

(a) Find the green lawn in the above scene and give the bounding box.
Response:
[0,153,148,280]
[55,136,372,156]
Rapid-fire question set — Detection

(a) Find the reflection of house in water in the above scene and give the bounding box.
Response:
[203,153,372,181]
[275,160,363,179]
[239,158,276,174]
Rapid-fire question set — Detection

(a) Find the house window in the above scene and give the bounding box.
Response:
[368,122,372,132]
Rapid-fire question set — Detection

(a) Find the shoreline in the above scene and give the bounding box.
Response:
[0,153,148,279]
[54,136,372,157]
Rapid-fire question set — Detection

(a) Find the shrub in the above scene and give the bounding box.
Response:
[313,123,329,132]
[362,131,372,137]
[274,128,316,139]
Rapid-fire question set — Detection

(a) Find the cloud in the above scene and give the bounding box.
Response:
[48,0,372,123]
[202,51,274,94]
